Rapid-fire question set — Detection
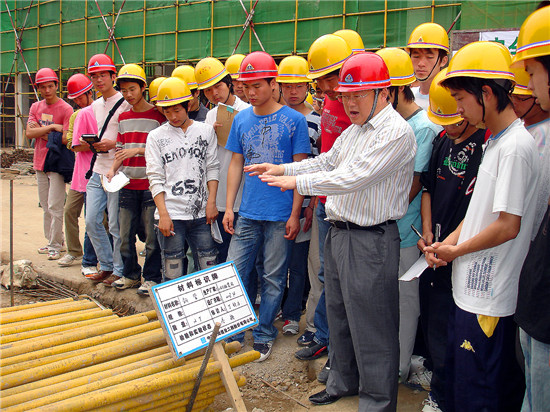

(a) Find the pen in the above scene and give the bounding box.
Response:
[433,223,441,271]
[410,224,424,241]
[154,224,175,236]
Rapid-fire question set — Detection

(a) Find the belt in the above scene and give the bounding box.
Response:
[330,220,396,234]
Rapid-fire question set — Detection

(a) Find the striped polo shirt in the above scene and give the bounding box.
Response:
[116,107,166,190]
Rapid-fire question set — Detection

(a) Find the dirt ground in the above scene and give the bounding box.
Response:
[0,174,428,411]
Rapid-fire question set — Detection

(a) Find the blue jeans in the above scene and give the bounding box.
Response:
[313,202,330,346]
[85,173,123,275]
[215,212,238,263]
[119,188,161,283]
[282,208,310,322]
[156,217,218,282]
[227,216,291,344]
[520,328,550,412]
[81,193,98,267]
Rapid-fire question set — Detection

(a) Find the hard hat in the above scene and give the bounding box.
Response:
[237,51,278,82]
[172,65,198,90]
[35,68,58,85]
[155,77,192,107]
[148,77,166,102]
[512,5,550,67]
[334,52,391,93]
[67,73,93,99]
[375,48,416,86]
[442,41,515,84]
[276,55,311,83]
[195,58,229,90]
[511,66,532,96]
[88,54,116,74]
[306,92,314,105]
[333,29,365,54]
[117,64,147,86]
[307,34,353,79]
[427,69,462,125]
[225,54,246,79]
[406,22,450,53]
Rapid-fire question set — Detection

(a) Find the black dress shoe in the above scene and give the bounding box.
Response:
[309,389,341,405]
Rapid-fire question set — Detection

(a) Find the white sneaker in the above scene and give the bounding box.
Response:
[112,277,140,290]
[47,250,61,260]
[253,341,273,362]
[38,246,50,254]
[81,266,98,277]
[137,280,157,296]
[282,319,300,335]
[407,369,432,392]
[422,393,442,412]
[58,254,82,267]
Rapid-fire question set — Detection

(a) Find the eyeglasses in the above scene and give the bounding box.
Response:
[336,92,372,103]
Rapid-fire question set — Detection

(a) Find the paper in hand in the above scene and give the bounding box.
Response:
[101,172,130,193]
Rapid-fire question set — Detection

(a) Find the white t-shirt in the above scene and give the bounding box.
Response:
[452,119,540,317]
[205,96,250,212]
[412,86,430,111]
[526,117,550,155]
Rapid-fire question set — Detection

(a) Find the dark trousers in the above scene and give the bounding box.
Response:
[325,223,400,412]
[446,304,525,412]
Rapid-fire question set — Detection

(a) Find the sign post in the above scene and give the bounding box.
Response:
[150,262,257,411]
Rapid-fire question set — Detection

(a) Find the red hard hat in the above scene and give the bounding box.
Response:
[88,54,116,74]
[67,73,93,99]
[237,51,278,81]
[35,68,58,85]
[335,52,391,93]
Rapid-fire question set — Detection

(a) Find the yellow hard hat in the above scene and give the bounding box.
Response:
[406,22,449,53]
[442,41,515,84]
[117,63,147,86]
[306,92,314,105]
[428,69,462,125]
[307,34,353,80]
[225,54,246,79]
[512,5,550,67]
[333,29,365,54]
[148,77,166,102]
[172,65,197,90]
[511,66,532,96]
[155,77,192,107]
[276,55,311,83]
[195,57,229,90]
[375,48,416,86]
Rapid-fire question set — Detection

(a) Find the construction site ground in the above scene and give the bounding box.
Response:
[1,174,428,411]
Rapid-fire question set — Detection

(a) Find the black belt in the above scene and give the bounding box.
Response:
[330,220,396,234]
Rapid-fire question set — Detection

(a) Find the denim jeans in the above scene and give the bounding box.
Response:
[520,328,550,412]
[313,202,330,346]
[81,192,99,268]
[282,208,310,322]
[119,188,161,283]
[156,217,218,282]
[215,212,238,263]
[227,216,291,344]
[85,173,122,275]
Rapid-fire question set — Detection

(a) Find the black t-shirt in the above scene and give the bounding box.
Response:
[188,103,208,122]
[420,128,486,240]
[515,205,550,344]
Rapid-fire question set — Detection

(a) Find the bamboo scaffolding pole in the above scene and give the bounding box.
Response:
[0,328,166,390]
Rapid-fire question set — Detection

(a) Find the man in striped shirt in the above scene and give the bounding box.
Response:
[246,53,417,411]
[105,64,165,295]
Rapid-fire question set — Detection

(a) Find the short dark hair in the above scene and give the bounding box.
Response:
[220,74,234,94]
[441,76,513,113]
[389,85,415,104]
[116,78,146,90]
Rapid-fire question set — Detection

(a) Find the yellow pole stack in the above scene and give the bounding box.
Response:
[0,298,260,411]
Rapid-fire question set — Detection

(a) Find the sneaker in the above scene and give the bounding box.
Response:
[81,266,98,277]
[317,359,330,384]
[282,319,299,335]
[58,254,82,267]
[297,330,315,346]
[253,341,273,362]
[137,280,157,296]
[406,369,432,392]
[112,277,140,289]
[422,393,442,412]
[295,341,328,360]
[47,250,61,260]
[37,246,50,254]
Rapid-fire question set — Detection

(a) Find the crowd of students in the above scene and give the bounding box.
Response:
[26,3,549,411]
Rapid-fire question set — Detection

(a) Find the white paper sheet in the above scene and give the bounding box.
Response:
[211,220,223,244]
[101,172,130,193]
[399,256,429,281]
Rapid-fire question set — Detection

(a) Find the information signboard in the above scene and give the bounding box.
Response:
[150,262,258,358]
